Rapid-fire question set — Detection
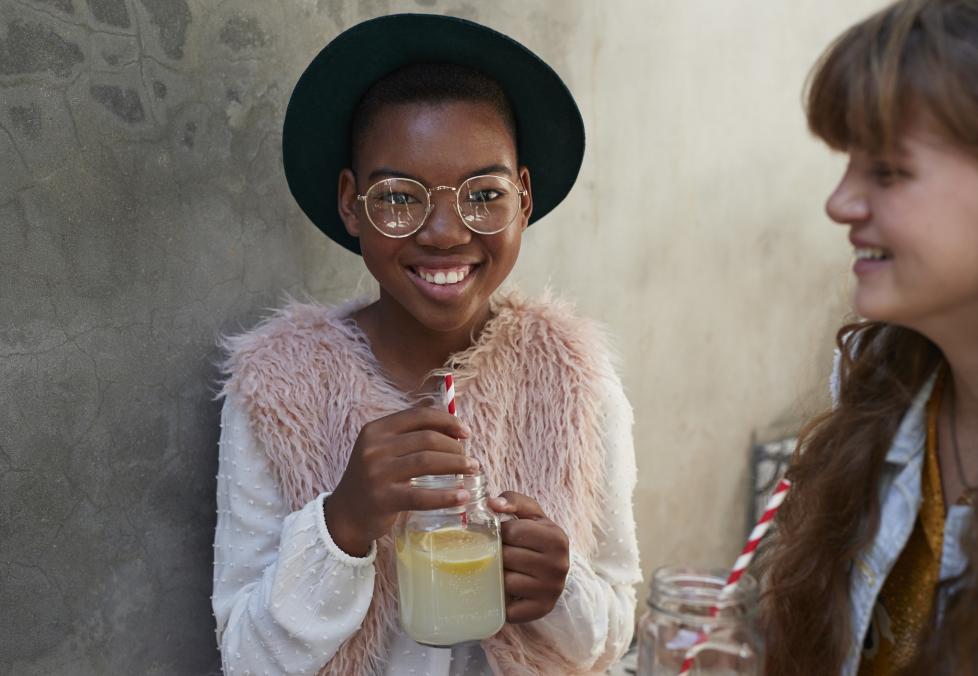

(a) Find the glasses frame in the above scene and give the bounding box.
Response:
[355,174,528,238]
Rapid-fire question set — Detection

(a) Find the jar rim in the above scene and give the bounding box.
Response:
[405,472,489,515]
[648,565,759,616]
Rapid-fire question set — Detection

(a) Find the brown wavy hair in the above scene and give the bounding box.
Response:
[757,1,978,674]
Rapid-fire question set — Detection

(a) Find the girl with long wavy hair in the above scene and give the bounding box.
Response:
[757,1,978,674]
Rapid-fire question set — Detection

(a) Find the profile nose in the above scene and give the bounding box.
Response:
[416,190,472,249]
[825,166,870,226]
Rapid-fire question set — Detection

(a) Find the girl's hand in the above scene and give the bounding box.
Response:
[489,491,571,623]
[325,408,477,557]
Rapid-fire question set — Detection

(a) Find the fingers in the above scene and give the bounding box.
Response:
[503,571,541,598]
[393,486,470,512]
[493,491,546,519]
[502,543,570,580]
[503,570,564,600]
[501,518,565,554]
[390,450,479,482]
[506,598,551,624]
[373,407,471,438]
[358,421,477,480]
[336,407,479,546]
[497,511,570,627]
[501,546,569,624]
[503,572,564,624]
[488,495,517,514]
[390,430,467,458]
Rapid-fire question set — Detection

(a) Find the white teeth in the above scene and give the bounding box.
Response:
[854,247,890,261]
[417,267,470,285]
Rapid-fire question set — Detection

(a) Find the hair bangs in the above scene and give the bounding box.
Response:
[807,0,978,157]
[806,9,913,154]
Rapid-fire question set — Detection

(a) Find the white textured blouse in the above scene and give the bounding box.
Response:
[213,371,642,675]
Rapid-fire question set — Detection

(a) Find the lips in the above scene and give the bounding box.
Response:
[406,262,481,301]
[849,234,894,277]
[849,235,893,260]
[851,245,894,276]
[853,246,892,262]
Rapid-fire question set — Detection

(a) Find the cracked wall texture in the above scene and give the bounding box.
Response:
[0,0,393,672]
[2,1,886,673]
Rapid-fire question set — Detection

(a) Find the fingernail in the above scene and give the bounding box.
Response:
[495,497,508,507]
[467,458,480,472]
[460,425,472,437]
[456,490,470,503]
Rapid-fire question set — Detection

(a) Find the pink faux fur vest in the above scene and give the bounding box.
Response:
[221,292,614,675]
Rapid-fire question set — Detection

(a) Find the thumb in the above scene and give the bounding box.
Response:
[491,491,546,519]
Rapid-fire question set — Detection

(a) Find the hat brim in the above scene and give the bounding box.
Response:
[282,13,586,255]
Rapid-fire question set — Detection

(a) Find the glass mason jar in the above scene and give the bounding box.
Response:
[393,472,505,646]
[637,566,764,676]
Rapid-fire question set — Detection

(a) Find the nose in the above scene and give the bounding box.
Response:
[415,189,473,249]
[825,163,870,226]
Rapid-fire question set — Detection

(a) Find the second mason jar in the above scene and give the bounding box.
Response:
[393,471,506,646]
[637,566,764,675]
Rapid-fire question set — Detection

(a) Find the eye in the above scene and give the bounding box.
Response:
[466,189,503,202]
[376,192,418,206]
[872,165,896,180]
[869,161,909,186]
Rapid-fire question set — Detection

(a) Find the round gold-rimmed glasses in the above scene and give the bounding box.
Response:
[356,175,528,238]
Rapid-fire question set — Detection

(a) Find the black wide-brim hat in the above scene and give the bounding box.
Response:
[282,13,586,255]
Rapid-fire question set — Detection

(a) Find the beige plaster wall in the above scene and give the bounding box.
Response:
[528,0,888,605]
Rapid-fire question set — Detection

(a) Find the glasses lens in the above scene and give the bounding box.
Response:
[458,176,521,234]
[365,179,428,236]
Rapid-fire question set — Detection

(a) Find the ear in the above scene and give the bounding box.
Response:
[517,165,533,231]
[338,168,361,238]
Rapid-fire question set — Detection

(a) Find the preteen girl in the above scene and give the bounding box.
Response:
[760,1,978,674]
[211,14,641,676]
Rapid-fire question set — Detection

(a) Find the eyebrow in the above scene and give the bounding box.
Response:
[367,168,425,183]
[467,164,513,178]
[366,164,514,184]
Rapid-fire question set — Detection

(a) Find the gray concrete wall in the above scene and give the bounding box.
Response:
[1,1,884,673]
[0,1,352,673]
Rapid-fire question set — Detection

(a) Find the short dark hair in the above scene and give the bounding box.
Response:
[349,62,518,165]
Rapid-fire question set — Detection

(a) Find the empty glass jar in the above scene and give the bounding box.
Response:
[637,566,764,676]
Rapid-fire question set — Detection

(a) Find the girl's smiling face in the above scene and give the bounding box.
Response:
[826,118,978,334]
[339,100,532,334]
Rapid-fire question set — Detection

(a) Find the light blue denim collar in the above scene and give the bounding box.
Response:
[884,371,939,466]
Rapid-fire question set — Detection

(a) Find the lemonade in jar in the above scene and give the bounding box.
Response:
[393,472,505,646]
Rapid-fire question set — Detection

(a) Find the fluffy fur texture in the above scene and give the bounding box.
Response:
[220,292,615,675]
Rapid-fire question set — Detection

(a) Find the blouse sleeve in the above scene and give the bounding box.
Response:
[526,367,643,671]
[213,396,377,675]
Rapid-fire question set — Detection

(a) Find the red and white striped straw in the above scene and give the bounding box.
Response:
[441,372,457,417]
[438,370,468,525]
[677,478,792,675]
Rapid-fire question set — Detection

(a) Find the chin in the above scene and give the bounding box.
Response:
[853,291,925,327]
[418,309,481,333]
[853,299,897,323]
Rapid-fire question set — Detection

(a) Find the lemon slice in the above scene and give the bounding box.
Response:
[416,528,496,575]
